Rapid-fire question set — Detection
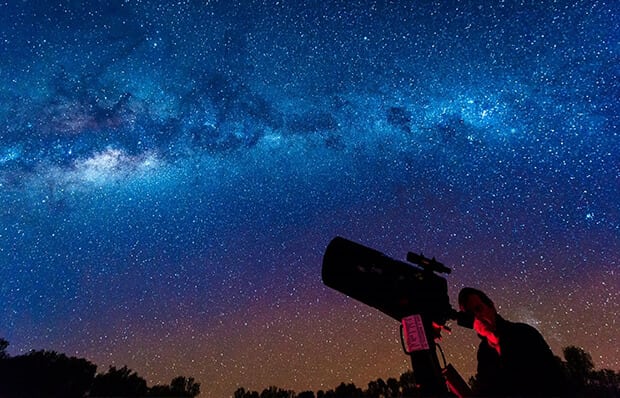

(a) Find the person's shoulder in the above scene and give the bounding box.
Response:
[502,318,545,340]
[510,320,540,333]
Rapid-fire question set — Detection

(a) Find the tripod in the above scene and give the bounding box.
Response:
[401,314,471,397]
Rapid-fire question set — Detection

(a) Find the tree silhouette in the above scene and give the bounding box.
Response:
[563,345,595,392]
[148,377,200,397]
[0,338,8,359]
[259,385,295,398]
[366,378,388,398]
[334,382,362,398]
[399,371,418,398]
[90,365,148,397]
[563,346,620,397]
[589,368,620,396]
[386,378,400,398]
[297,390,316,398]
[5,336,614,398]
[0,337,202,398]
[317,388,335,398]
[150,384,175,396]
[235,386,257,398]
[0,349,96,398]
[170,376,201,397]
[232,346,619,398]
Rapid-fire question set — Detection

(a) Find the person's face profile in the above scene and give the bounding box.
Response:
[464,294,497,337]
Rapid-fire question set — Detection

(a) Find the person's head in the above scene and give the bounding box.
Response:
[458,287,498,339]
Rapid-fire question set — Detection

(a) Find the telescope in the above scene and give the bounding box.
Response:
[322,236,472,397]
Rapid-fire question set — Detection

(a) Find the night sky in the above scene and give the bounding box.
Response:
[1,1,618,397]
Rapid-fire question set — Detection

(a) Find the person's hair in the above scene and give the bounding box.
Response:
[458,287,494,310]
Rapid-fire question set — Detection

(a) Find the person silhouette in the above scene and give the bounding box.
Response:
[458,287,567,397]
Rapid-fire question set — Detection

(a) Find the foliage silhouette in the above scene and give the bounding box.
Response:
[0,348,96,398]
[562,345,620,397]
[0,336,616,398]
[366,377,388,398]
[90,365,148,397]
[147,376,201,398]
[398,371,418,397]
[234,386,260,398]
[0,337,9,359]
[171,376,201,397]
[0,338,200,398]
[259,385,296,398]
[334,382,363,398]
[563,345,595,390]
[234,349,618,398]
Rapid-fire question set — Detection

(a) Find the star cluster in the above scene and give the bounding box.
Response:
[0,1,618,397]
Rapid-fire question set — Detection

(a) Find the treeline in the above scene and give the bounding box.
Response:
[233,373,417,398]
[234,346,620,398]
[1,336,618,398]
[0,338,199,398]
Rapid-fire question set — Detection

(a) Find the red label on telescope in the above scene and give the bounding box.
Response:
[402,314,430,352]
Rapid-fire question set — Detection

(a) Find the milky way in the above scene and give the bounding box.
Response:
[1,1,618,397]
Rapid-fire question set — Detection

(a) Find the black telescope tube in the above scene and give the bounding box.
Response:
[321,236,453,325]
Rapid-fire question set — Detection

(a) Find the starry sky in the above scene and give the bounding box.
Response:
[0,0,618,397]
